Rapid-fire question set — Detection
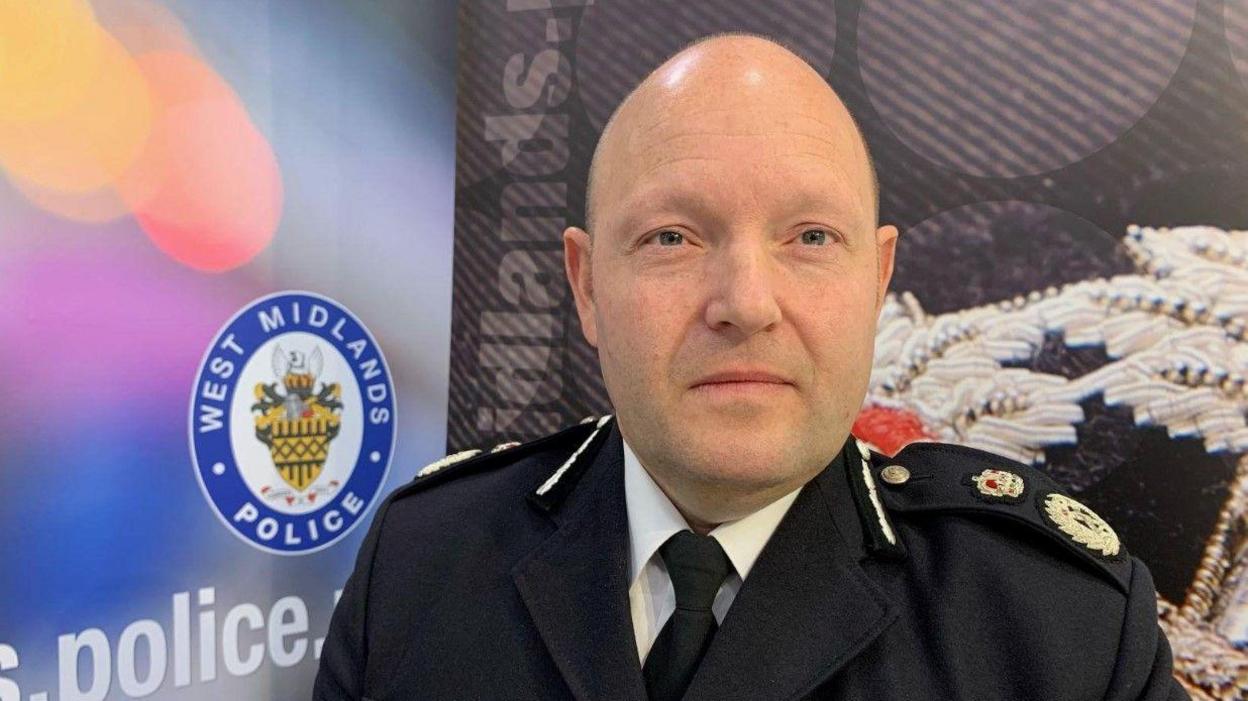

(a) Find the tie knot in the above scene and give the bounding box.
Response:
[659,530,733,612]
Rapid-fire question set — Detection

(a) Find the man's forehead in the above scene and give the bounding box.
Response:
[588,35,876,231]
[618,105,859,162]
[615,48,851,145]
[615,149,871,233]
[603,103,872,227]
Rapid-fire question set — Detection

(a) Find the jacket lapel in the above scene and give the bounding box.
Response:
[683,451,900,700]
[511,423,647,701]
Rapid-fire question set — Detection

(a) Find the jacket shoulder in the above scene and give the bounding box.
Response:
[870,440,1133,594]
[386,415,607,504]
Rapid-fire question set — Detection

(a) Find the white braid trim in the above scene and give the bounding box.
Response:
[858,439,897,546]
[416,449,481,478]
[535,415,612,496]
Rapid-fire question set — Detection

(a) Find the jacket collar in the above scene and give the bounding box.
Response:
[681,443,900,700]
[512,418,648,701]
[514,422,901,701]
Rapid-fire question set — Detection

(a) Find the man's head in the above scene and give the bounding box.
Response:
[564,34,899,528]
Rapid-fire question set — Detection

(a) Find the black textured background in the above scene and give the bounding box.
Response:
[451,0,1248,603]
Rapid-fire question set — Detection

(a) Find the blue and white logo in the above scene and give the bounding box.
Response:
[190,291,396,555]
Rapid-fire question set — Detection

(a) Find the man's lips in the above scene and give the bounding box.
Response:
[690,370,795,388]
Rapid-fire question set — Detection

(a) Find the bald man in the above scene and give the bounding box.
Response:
[314,35,1187,701]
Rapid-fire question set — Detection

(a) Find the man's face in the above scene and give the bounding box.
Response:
[566,52,897,516]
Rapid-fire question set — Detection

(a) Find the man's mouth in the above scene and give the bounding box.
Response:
[690,369,795,394]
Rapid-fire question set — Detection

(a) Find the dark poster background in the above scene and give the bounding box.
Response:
[451,1,1248,693]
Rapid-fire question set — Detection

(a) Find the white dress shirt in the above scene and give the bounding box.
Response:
[623,437,802,664]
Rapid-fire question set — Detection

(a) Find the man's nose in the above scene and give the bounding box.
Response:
[703,242,782,337]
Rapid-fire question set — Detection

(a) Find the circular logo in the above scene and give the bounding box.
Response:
[189,291,396,555]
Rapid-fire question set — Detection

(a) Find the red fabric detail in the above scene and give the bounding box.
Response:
[852,405,935,456]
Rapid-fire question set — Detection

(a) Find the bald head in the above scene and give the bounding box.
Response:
[585,33,879,234]
[561,33,900,528]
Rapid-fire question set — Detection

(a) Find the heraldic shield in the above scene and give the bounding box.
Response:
[252,345,342,492]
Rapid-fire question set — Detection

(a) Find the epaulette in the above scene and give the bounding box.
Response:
[389,416,607,500]
[868,440,1132,595]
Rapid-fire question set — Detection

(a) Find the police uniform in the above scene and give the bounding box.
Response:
[313,416,1188,700]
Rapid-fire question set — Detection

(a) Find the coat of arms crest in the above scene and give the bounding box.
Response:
[252,345,342,495]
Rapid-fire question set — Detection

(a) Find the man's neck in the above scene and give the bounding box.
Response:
[649,473,802,529]
[677,507,719,535]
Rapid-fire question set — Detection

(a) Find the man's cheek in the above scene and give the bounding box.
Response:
[599,312,659,379]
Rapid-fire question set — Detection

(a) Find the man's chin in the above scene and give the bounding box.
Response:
[673,427,805,487]
[679,391,798,426]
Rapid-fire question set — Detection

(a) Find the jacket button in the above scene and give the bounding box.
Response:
[880,465,910,485]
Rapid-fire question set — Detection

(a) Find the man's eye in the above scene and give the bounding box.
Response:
[800,229,828,246]
[655,230,684,246]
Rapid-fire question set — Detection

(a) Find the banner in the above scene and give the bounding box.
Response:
[451,1,1248,695]
[0,1,457,698]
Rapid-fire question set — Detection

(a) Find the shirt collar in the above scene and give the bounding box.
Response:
[623,435,802,587]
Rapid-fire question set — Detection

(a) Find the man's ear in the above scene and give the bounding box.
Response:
[874,224,900,310]
[563,226,598,347]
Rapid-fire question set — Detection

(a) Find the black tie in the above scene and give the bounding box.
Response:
[643,530,734,701]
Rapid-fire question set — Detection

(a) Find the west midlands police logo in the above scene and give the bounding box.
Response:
[190,291,396,555]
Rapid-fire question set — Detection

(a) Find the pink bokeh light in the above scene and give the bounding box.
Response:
[120,52,283,272]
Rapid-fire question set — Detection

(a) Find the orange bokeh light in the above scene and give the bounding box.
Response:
[9,178,130,224]
[0,27,152,193]
[0,3,284,272]
[0,0,102,123]
[94,0,197,56]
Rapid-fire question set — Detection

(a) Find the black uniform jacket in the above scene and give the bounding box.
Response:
[314,416,1188,700]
